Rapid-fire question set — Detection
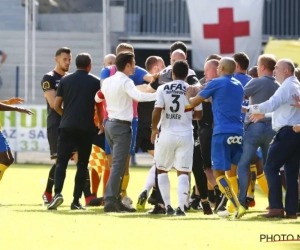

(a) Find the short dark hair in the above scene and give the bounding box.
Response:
[205,54,222,62]
[115,52,134,71]
[295,68,300,81]
[172,60,189,80]
[55,47,71,57]
[75,53,91,69]
[170,41,187,55]
[232,52,250,70]
[145,56,158,71]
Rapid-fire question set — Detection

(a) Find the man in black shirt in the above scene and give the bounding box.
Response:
[41,47,71,205]
[47,53,102,210]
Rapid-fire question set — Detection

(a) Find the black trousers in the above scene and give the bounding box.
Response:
[54,128,94,202]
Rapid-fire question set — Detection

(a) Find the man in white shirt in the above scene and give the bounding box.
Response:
[248,59,300,219]
[95,52,156,213]
[151,60,202,216]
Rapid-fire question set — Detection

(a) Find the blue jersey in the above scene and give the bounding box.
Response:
[199,75,244,136]
[100,65,147,86]
[234,73,252,121]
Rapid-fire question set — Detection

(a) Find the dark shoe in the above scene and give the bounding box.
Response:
[258,209,284,218]
[285,214,297,219]
[190,196,202,210]
[136,190,148,210]
[166,205,175,215]
[176,207,186,216]
[245,197,256,209]
[118,201,136,212]
[86,197,104,207]
[42,192,52,205]
[71,202,86,210]
[85,195,96,206]
[147,205,166,215]
[215,194,227,212]
[47,193,63,210]
[201,201,213,215]
[147,189,157,205]
[104,203,122,213]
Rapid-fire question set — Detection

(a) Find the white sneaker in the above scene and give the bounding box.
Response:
[217,209,232,217]
[122,196,134,209]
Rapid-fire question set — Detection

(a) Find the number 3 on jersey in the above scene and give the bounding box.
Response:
[170,94,180,113]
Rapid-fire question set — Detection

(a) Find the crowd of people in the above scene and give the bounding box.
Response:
[0,41,300,219]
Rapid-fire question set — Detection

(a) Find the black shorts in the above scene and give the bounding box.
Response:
[135,123,154,153]
[92,129,105,150]
[47,126,59,159]
[198,126,213,169]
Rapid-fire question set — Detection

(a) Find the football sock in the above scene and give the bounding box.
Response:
[158,173,171,207]
[102,168,110,196]
[121,174,129,198]
[216,175,240,210]
[143,163,156,194]
[228,176,239,212]
[45,163,56,193]
[257,173,268,196]
[178,174,189,211]
[208,189,215,203]
[247,165,257,198]
[91,168,101,195]
[0,163,8,181]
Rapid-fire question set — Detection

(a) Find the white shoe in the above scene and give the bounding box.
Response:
[122,196,134,209]
[217,209,232,217]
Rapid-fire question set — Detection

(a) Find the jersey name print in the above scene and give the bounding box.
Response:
[155,80,202,135]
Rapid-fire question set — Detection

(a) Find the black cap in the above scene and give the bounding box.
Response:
[186,75,200,86]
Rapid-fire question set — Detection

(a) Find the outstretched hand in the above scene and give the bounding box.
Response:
[290,94,300,109]
[18,108,34,115]
[249,113,265,123]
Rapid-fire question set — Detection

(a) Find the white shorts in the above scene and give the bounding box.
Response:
[154,130,194,172]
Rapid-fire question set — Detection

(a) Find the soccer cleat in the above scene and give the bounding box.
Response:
[86,197,104,207]
[136,190,148,210]
[201,201,213,215]
[190,197,202,210]
[122,196,135,210]
[71,202,86,210]
[85,195,96,206]
[47,193,63,210]
[246,197,256,208]
[166,205,175,215]
[217,209,232,217]
[42,192,52,205]
[118,201,136,212]
[176,207,186,216]
[147,205,166,215]
[147,189,157,205]
[215,194,227,212]
[229,205,246,220]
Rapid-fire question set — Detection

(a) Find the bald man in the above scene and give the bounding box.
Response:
[103,54,116,67]
[187,57,246,220]
[248,59,300,219]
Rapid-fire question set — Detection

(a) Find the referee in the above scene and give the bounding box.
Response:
[47,53,102,210]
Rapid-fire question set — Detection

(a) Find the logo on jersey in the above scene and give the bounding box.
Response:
[42,81,50,91]
[55,80,60,88]
[227,136,242,145]
[164,83,186,95]
[194,138,200,147]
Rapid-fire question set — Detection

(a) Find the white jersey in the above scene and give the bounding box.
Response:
[155,80,202,135]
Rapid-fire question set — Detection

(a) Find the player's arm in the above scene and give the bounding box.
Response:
[187,80,215,107]
[0,103,33,115]
[124,79,156,102]
[135,83,156,93]
[0,97,24,105]
[95,102,104,134]
[244,79,260,99]
[54,78,64,116]
[41,75,56,109]
[151,87,164,144]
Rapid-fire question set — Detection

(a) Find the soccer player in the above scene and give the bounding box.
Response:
[187,57,246,219]
[99,43,154,209]
[103,54,116,67]
[151,60,202,216]
[41,47,71,205]
[135,55,165,210]
[0,99,33,199]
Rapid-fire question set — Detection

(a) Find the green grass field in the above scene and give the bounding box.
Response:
[0,165,299,250]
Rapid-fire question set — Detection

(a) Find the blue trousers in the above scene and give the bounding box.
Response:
[237,122,275,206]
[265,126,300,215]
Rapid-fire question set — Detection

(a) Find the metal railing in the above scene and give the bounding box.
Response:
[125,0,300,38]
